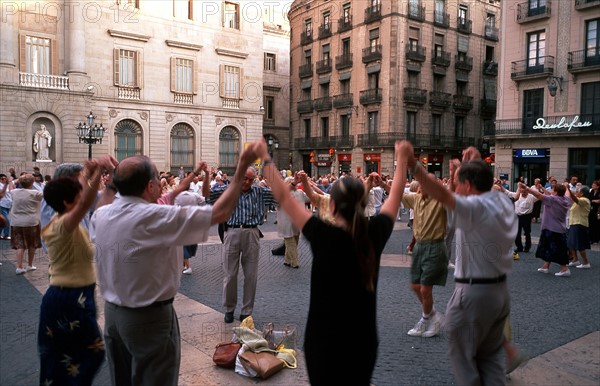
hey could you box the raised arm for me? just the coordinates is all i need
[259,143,312,231]
[564,183,579,204]
[210,142,261,225]
[409,153,456,210]
[521,182,545,201]
[299,171,321,208]
[201,163,210,200]
[379,141,410,220]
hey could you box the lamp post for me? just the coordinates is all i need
[76,111,105,159]
[264,134,279,163]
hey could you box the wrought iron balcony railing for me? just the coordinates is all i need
[362,45,382,63]
[406,44,426,62]
[511,56,555,80]
[335,53,353,70]
[517,1,551,23]
[364,4,382,23]
[456,17,472,34]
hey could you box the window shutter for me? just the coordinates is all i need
[51,39,58,75]
[219,64,225,97]
[19,35,26,72]
[458,36,469,53]
[170,57,176,92]
[136,50,143,89]
[188,0,193,20]
[113,49,120,86]
[192,60,197,95]
[238,67,244,99]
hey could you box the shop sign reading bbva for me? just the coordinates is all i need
[515,149,546,158]
[533,115,592,131]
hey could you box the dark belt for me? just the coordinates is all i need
[229,224,257,229]
[108,297,174,310]
[455,274,506,284]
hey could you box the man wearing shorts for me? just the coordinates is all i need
[402,179,448,338]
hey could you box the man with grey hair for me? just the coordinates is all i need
[209,166,276,323]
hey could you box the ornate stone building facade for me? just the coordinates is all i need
[492,0,600,187]
[288,0,501,177]
[0,0,291,175]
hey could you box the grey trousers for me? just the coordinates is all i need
[104,301,180,386]
[445,281,510,386]
[222,227,260,315]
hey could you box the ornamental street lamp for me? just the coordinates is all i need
[76,111,105,159]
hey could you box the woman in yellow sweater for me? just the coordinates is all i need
[38,155,117,386]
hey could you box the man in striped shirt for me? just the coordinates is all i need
[210,167,276,323]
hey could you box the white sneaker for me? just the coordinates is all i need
[422,312,443,338]
[15,267,26,275]
[555,269,571,277]
[448,262,455,269]
[26,265,37,271]
[568,261,580,267]
[576,263,591,269]
[407,318,429,337]
[182,267,192,275]
[537,267,549,274]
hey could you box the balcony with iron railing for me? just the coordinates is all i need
[331,134,354,148]
[294,136,318,149]
[434,11,450,28]
[301,30,313,45]
[511,56,555,80]
[356,132,478,149]
[453,94,474,111]
[335,53,353,70]
[492,114,600,136]
[297,100,313,114]
[357,132,399,148]
[364,4,382,23]
[406,44,426,62]
[19,73,69,90]
[455,55,473,72]
[432,50,451,67]
[429,91,452,108]
[483,60,498,76]
[484,25,499,41]
[408,4,425,21]
[298,63,313,78]
[313,96,333,111]
[404,88,427,105]
[567,49,600,73]
[318,23,332,39]
[338,15,352,32]
[316,58,332,74]
[456,17,472,34]
[517,1,551,23]
[359,88,383,105]
[575,0,600,10]
[333,93,354,108]
[480,99,497,115]
[362,45,383,63]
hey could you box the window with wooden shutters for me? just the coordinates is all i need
[114,49,139,87]
[171,57,194,94]
[173,0,193,19]
[224,2,239,29]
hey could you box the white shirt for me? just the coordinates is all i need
[90,195,212,308]
[453,191,517,279]
[0,182,12,208]
[507,191,538,215]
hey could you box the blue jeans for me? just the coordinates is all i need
[0,206,10,237]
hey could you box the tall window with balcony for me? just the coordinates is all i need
[264,52,276,71]
[321,117,329,138]
[220,65,242,108]
[340,114,350,137]
[322,11,331,34]
[114,48,141,100]
[305,49,312,65]
[170,123,195,171]
[408,27,421,55]
[455,116,465,143]
[528,0,547,17]
[114,119,143,162]
[485,13,498,41]
[19,35,63,89]
[434,0,447,26]
[369,28,380,52]
[433,74,445,92]
[171,57,194,104]
[305,19,313,38]
[581,82,600,127]
[586,19,599,66]
[367,111,379,136]
[343,3,351,22]
[219,126,240,174]
[223,2,239,29]
[409,0,422,19]
[527,31,546,74]
[173,0,193,19]
[523,88,544,132]
[304,119,311,139]
[406,111,417,140]
[458,5,468,26]
[432,114,442,144]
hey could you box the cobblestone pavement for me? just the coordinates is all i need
[1,216,599,385]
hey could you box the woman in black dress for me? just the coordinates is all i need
[588,180,600,244]
[261,140,412,385]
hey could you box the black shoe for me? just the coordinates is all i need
[224,312,234,324]
[514,248,523,253]
[283,262,291,267]
[239,314,250,322]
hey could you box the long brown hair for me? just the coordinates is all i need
[330,178,376,292]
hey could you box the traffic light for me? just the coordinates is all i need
[329,148,334,156]
[421,157,428,168]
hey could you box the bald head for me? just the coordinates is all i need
[113,155,157,197]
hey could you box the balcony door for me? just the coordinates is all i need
[585,19,600,66]
[523,88,544,133]
[527,31,546,74]
[581,82,600,128]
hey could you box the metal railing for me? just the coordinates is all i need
[333,93,354,108]
[298,63,313,78]
[406,44,426,62]
[313,96,332,111]
[482,60,498,76]
[364,4,382,23]
[362,45,382,63]
[296,100,313,114]
[429,91,452,108]
[575,0,600,10]
[359,88,383,105]
[318,23,332,39]
[517,1,551,23]
[316,58,332,74]
[453,95,474,111]
[434,11,450,28]
[338,15,352,32]
[485,25,499,41]
[455,55,473,72]
[568,49,600,71]
[335,53,353,70]
[408,4,425,21]
[457,18,472,34]
[432,50,451,67]
[403,88,427,104]
[511,56,555,79]
[301,31,313,45]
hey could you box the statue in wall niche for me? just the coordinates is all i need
[33,124,52,161]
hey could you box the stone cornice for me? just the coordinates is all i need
[108,29,151,42]
[215,48,248,59]
[165,40,203,51]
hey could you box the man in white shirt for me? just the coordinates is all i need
[498,183,538,253]
[90,142,262,386]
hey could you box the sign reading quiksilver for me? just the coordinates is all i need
[533,115,592,131]
[515,148,546,158]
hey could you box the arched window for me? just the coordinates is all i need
[114,119,142,161]
[170,123,195,173]
[219,126,240,175]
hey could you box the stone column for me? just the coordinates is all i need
[64,1,90,89]
[0,2,18,83]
